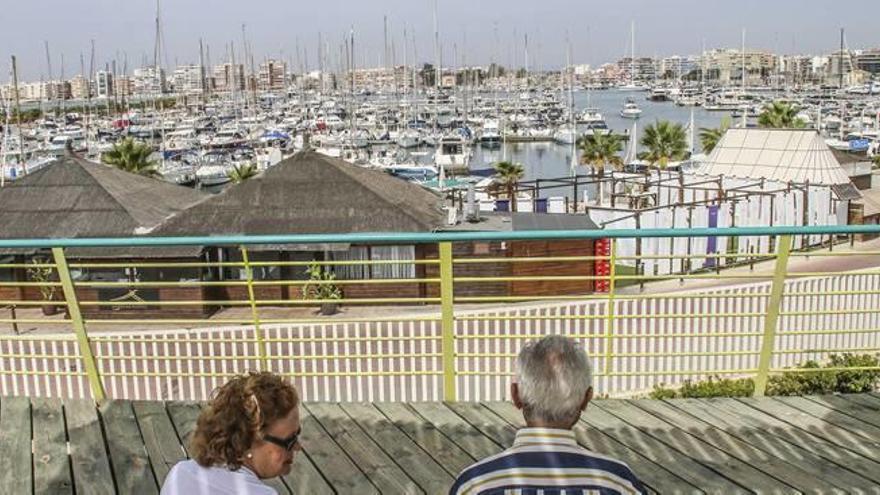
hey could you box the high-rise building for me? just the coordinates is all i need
[172,64,205,94]
[699,49,775,85]
[70,75,91,99]
[133,67,167,95]
[258,59,287,91]
[855,49,880,75]
[96,70,114,98]
[616,57,657,83]
[213,63,245,92]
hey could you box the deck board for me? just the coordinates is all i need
[0,396,33,494]
[2,395,880,494]
[65,399,115,495]
[100,400,159,495]
[631,398,841,493]
[668,398,879,491]
[31,398,73,494]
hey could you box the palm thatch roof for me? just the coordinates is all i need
[154,151,446,241]
[0,153,207,257]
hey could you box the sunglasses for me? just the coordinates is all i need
[263,427,302,452]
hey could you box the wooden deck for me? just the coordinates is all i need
[2,395,880,494]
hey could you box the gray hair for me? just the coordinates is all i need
[516,335,593,424]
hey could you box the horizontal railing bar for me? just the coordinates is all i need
[79,297,441,307]
[457,350,760,359]
[73,278,439,288]
[455,332,764,339]
[780,308,880,316]
[776,328,880,336]
[770,366,880,373]
[85,352,444,361]
[89,334,441,344]
[4,225,878,248]
[453,256,608,264]
[70,259,440,269]
[0,263,56,269]
[99,370,443,378]
[772,347,880,355]
[0,370,86,377]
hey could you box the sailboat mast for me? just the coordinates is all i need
[630,21,635,86]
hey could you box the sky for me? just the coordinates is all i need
[1,0,878,81]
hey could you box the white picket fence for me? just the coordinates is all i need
[1,271,878,401]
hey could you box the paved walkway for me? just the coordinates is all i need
[2,394,880,493]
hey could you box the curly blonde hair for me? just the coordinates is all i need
[190,372,299,469]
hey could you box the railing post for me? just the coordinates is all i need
[753,234,791,397]
[439,242,457,401]
[604,239,617,377]
[241,246,269,371]
[52,247,105,401]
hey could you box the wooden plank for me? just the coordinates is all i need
[740,397,880,461]
[704,398,880,484]
[165,401,201,454]
[342,403,454,493]
[803,395,880,430]
[668,398,879,491]
[777,396,880,442]
[286,404,372,494]
[408,402,503,461]
[374,402,475,476]
[597,400,793,493]
[0,396,31,494]
[838,393,880,412]
[65,399,115,495]
[100,400,159,495]
[309,402,417,493]
[632,399,843,493]
[581,400,749,493]
[444,401,518,447]
[280,405,335,495]
[132,401,187,485]
[32,398,73,494]
[483,401,701,495]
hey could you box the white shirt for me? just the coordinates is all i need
[161,459,278,495]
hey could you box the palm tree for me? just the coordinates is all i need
[873,154,880,170]
[227,162,259,183]
[493,161,525,212]
[639,120,688,170]
[578,133,624,178]
[757,101,806,129]
[101,138,161,178]
[698,117,731,154]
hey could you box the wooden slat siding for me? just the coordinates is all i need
[581,401,749,493]
[374,402,475,477]
[297,404,377,494]
[341,403,454,493]
[482,401,701,495]
[630,399,844,494]
[510,239,595,296]
[775,396,880,442]
[704,398,880,484]
[100,400,159,494]
[76,286,213,320]
[667,398,878,491]
[132,401,187,484]
[65,399,115,495]
[407,402,503,460]
[596,400,795,493]
[423,242,509,299]
[32,398,73,494]
[739,397,880,461]
[0,396,31,494]
[444,401,518,448]
[307,403,420,494]
[165,401,201,454]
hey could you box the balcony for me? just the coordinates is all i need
[0,225,878,492]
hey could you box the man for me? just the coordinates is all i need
[450,335,646,495]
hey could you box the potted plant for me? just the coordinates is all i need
[26,258,59,316]
[301,262,342,316]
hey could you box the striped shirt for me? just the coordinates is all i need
[449,428,646,495]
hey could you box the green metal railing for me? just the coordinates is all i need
[0,224,877,401]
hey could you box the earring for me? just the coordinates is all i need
[246,452,253,459]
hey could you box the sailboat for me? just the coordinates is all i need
[619,21,649,92]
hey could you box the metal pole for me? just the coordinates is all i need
[52,247,105,400]
[603,239,617,376]
[439,242,456,401]
[753,234,791,397]
[240,246,269,371]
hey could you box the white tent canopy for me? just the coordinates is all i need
[697,128,853,186]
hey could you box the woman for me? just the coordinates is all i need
[161,372,302,495]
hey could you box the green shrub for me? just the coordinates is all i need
[649,353,879,399]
